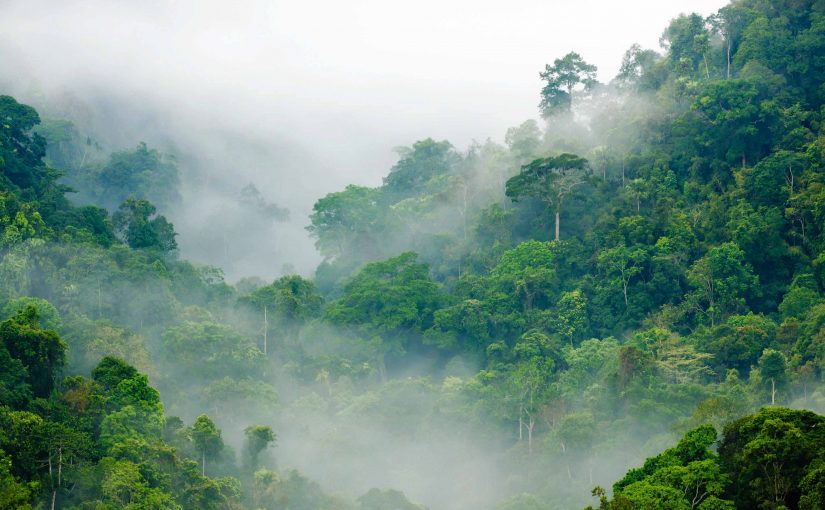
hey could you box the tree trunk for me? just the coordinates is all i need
[202,451,206,476]
[787,164,794,194]
[49,455,55,510]
[726,38,731,79]
[527,416,535,455]
[623,278,629,306]
[554,209,560,241]
[770,378,776,405]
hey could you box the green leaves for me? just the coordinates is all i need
[606,424,733,510]
[190,414,223,473]
[112,198,178,252]
[687,243,759,326]
[0,306,66,399]
[327,252,443,338]
[383,138,460,196]
[720,408,825,508]
[505,154,590,240]
[491,240,557,312]
[539,52,598,116]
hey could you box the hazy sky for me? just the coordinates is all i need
[2,0,728,179]
[0,0,729,276]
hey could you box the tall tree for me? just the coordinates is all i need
[539,52,598,116]
[505,153,590,240]
[190,414,223,476]
[243,425,276,470]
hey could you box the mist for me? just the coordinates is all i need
[0,0,727,280]
[7,1,820,510]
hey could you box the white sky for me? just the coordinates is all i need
[2,0,728,176]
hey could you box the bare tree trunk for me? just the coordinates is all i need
[771,378,776,405]
[726,38,731,79]
[623,278,629,306]
[202,452,206,476]
[49,455,55,510]
[555,209,560,241]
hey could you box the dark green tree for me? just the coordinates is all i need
[505,154,589,241]
[111,198,177,251]
[190,414,223,476]
[0,306,66,399]
[539,52,598,116]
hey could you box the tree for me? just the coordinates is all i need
[687,243,758,326]
[505,154,589,240]
[96,142,180,210]
[489,240,557,312]
[111,198,177,251]
[598,245,648,307]
[382,138,460,196]
[325,252,444,379]
[608,425,733,510]
[0,342,31,409]
[238,275,324,348]
[539,52,598,116]
[709,3,755,79]
[190,414,223,476]
[0,306,66,399]
[306,185,384,261]
[551,289,588,346]
[0,451,30,510]
[615,44,662,89]
[0,95,56,198]
[719,408,824,509]
[757,349,787,405]
[509,330,558,454]
[505,120,542,165]
[243,425,276,470]
[660,13,712,79]
[161,308,262,378]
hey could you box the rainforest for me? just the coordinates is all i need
[1,0,825,509]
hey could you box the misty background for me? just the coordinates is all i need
[0,0,727,280]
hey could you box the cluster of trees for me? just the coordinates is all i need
[589,407,825,509]
[0,96,429,508]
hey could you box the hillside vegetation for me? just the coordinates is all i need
[2,0,825,508]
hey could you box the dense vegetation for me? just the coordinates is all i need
[2,0,825,508]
